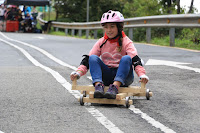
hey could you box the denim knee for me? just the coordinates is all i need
[120,55,132,64]
[89,55,99,63]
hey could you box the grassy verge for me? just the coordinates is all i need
[151,36,200,50]
[48,31,200,51]
[49,31,66,36]
[48,30,95,39]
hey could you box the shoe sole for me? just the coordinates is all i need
[104,92,116,99]
[94,91,104,98]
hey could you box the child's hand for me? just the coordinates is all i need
[139,75,149,84]
[70,71,80,81]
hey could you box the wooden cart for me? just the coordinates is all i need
[72,79,153,108]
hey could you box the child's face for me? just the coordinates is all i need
[103,23,118,38]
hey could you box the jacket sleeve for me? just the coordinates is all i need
[76,38,103,77]
[124,39,146,77]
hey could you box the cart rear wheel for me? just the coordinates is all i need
[80,95,84,106]
[125,97,130,108]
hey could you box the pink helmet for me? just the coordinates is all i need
[101,10,124,24]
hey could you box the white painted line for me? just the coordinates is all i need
[33,36,45,39]
[129,105,176,133]
[86,107,123,133]
[0,38,123,133]
[146,59,200,73]
[0,33,176,133]
[0,32,77,71]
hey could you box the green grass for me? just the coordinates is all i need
[151,36,200,51]
[47,31,200,51]
[49,31,66,36]
[43,12,56,21]
[48,30,95,39]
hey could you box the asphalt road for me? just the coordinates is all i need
[0,32,200,133]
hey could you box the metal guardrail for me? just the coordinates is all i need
[38,13,200,46]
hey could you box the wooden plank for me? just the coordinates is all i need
[134,93,146,97]
[134,92,153,97]
[82,97,133,105]
[116,93,128,100]
[72,85,95,91]
[149,92,153,97]
[89,91,94,99]
[72,85,143,93]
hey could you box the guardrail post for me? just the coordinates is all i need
[78,29,82,37]
[65,28,68,36]
[71,29,75,36]
[86,29,89,39]
[146,27,151,43]
[56,27,59,32]
[169,28,175,47]
[128,28,133,40]
[94,30,97,39]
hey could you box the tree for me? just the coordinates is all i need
[53,0,87,22]
[176,0,180,14]
[188,0,194,13]
[159,0,177,14]
[123,0,162,18]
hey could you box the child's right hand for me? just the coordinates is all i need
[70,71,80,81]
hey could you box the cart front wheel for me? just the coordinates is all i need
[146,89,151,100]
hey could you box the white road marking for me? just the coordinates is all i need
[33,36,45,39]
[129,106,176,133]
[0,32,177,133]
[0,38,123,133]
[0,32,77,70]
[146,59,200,73]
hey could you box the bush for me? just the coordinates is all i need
[180,28,200,44]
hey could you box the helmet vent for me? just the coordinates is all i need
[108,10,112,13]
[112,13,115,17]
[103,14,105,18]
[107,15,109,19]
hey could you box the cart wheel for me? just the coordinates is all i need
[146,89,150,100]
[125,97,130,108]
[80,95,84,106]
[83,91,86,97]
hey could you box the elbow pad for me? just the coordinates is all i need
[80,55,89,69]
[132,55,144,69]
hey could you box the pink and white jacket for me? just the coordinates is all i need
[76,31,146,78]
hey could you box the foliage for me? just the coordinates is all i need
[180,28,200,44]
[51,0,200,47]
[53,0,125,22]
[123,0,162,17]
[152,36,200,50]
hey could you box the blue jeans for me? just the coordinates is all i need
[89,55,134,87]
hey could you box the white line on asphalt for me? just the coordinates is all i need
[0,32,77,71]
[0,32,176,133]
[0,38,123,133]
[33,36,45,39]
[129,106,176,133]
[146,59,200,73]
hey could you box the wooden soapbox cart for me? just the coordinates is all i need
[72,79,153,108]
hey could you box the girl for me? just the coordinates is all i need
[70,10,149,99]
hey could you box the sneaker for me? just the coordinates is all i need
[94,83,105,98]
[104,84,118,99]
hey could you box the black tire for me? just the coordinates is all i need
[80,95,84,106]
[146,89,150,100]
[125,97,130,108]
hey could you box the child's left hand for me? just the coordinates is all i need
[139,75,149,84]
